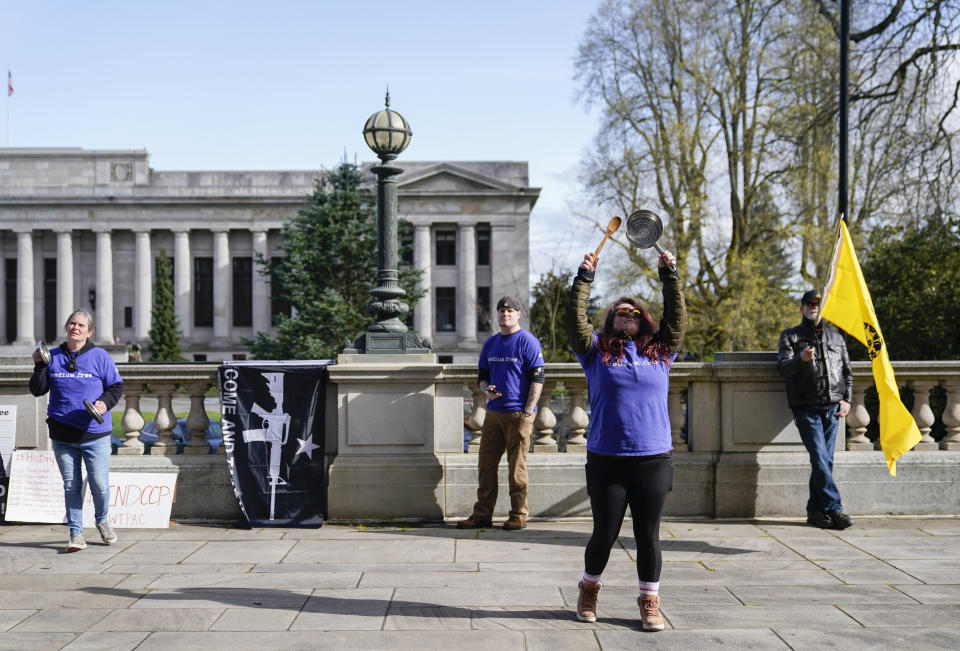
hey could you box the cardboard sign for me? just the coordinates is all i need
[0,404,15,476]
[5,449,176,528]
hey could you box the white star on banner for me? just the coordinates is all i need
[294,435,320,460]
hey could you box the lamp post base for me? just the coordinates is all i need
[343,330,432,355]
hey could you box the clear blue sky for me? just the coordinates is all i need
[3,0,604,285]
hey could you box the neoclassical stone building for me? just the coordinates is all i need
[0,148,539,362]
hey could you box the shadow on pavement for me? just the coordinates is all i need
[83,585,643,630]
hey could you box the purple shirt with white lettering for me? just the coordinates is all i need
[46,345,121,434]
[478,329,544,413]
[576,333,677,456]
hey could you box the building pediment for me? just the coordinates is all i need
[397,163,520,193]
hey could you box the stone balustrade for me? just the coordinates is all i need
[3,359,958,457]
[3,356,959,520]
[113,363,220,455]
[449,358,960,455]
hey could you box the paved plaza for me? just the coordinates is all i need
[1,516,959,650]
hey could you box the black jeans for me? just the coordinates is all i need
[584,451,673,582]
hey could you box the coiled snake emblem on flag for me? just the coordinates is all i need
[863,322,883,359]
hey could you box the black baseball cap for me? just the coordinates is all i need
[496,296,522,311]
[801,289,821,305]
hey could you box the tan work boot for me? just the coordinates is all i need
[456,515,493,529]
[638,594,664,631]
[502,515,527,531]
[576,580,601,622]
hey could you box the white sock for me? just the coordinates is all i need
[582,571,602,585]
[639,580,659,596]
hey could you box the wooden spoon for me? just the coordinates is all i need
[591,216,622,263]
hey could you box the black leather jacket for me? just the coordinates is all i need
[776,319,853,409]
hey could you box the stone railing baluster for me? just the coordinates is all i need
[668,385,686,452]
[466,384,485,452]
[910,381,939,451]
[564,385,589,452]
[150,383,179,455]
[532,380,558,453]
[940,380,960,451]
[118,383,146,455]
[183,381,213,454]
[846,384,873,450]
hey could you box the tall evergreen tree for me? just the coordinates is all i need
[148,249,183,361]
[246,161,423,360]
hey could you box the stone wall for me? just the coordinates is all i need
[2,358,958,522]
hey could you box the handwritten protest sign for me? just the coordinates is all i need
[5,449,176,528]
[0,406,14,523]
[0,405,15,476]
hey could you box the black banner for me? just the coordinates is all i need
[218,361,332,527]
[0,477,7,524]
[0,447,7,523]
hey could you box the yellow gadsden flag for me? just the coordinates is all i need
[821,220,921,475]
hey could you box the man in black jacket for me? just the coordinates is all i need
[777,290,855,530]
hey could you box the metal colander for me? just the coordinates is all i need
[625,210,676,272]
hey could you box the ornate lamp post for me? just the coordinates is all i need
[344,91,430,355]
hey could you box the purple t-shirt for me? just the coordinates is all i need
[478,329,544,413]
[575,333,677,456]
[46,345,122,434]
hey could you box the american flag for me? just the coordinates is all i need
[7,69,11,97]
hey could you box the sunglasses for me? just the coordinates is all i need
[615,307,643,319]
[66,358,77,373]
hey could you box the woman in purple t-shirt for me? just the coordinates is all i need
[29,309,123,553]
[565,249,686,631]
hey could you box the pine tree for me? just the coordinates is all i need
[246,161,423,360]
[148,249,183,361]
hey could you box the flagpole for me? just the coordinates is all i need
[6,65,10,147]
[838,0,849,227]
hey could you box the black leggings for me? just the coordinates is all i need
[583,451,673,582]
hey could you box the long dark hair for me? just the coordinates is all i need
[596,296,670,365]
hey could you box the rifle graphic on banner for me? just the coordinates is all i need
[242,372,291,520]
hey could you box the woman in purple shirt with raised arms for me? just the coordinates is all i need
[565,248,686,631]
[29,309,123,553]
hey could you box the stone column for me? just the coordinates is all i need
[412,223,432,341]
[56,230,75,326]
[213,229,230,343]
[0,249,4,343]
[94,229,115,344]
[489,223,519,319]
[134,230,152,341]
[252,230,270,334]
[457,223,477,346]
[15,229,34,344]
[174,229,192,341]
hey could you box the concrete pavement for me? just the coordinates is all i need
[1,516,959,649]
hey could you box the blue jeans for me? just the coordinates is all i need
[52,436,111,535]
[793,406,843,514]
